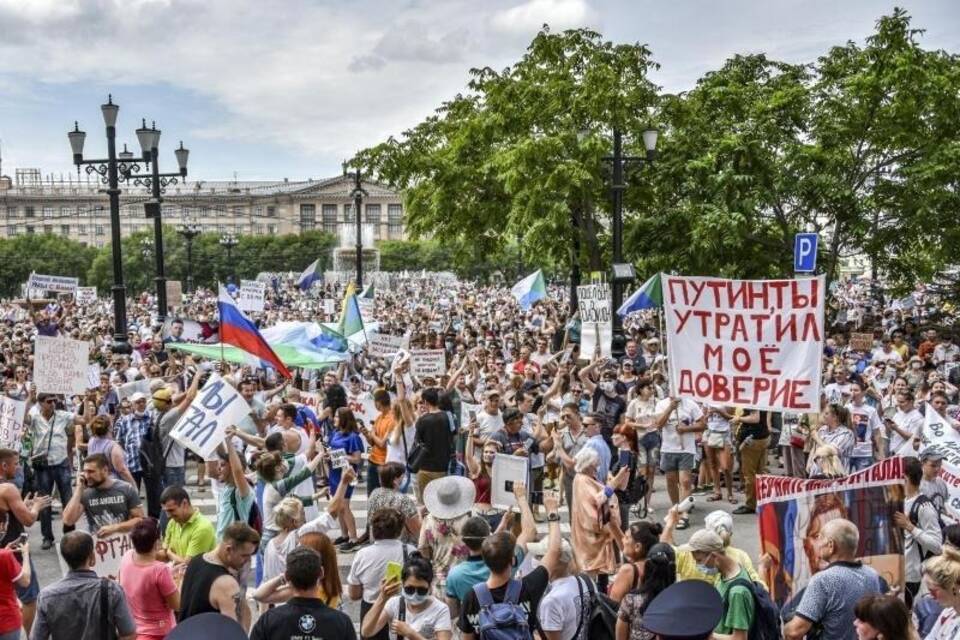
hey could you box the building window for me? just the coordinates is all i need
[254,224,265,235]
[217,224,226,233]
[267,224,278,235]
[344,204,355,223]
[95,225,105,236]
[388,223,404,239]
[300,204,316,230]
[266,206,276,217]
[322,204,338,233]
[388,204,403,223]
[43,207,54,219]
[24,206,34,218]
[254,206,263,217]
[26,226,35,235]
[231,206,242,217]
[61,225,70,236]
[365,204,382,224]
[78,225,87,235]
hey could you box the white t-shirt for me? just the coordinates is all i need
[476,410,504,439]
[347,539,417,603]
[846,401,881,459]
[383,595,452,640]
[656,398,704,455]
[705,406,731,433]
[870,348,903,365]
[822,382,851,405]
[386,424,418,464]
[262,512,337,581]
[890,408,924,455]
[925,605,960,640]
[537,575,589,640]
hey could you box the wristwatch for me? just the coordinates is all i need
[547,513,561,522]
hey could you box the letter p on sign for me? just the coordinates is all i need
[794,233,818,273]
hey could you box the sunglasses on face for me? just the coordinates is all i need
[403,586,429,596]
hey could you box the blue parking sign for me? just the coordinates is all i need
[794,233,818,273]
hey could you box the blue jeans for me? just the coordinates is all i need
[35,460,73,542]
[162,466,186,489]
[849,457,874,472]
[367,463,381,493]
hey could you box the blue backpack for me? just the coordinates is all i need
[473,580,533,640]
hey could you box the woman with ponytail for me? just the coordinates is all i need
[615,542,677,640]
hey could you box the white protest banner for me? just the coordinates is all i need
[916,403,960,448]
[491,454,530,510]
[169,374,252,459]
[117,379,152,401]
[345,393,383,427]
[357,298,376,324]
[410,349,447,377]
[33,336,90,396]
[58,533,131,581]
[87,364,102,389]
[368,333,406,357]
[329,448,348,469]
[166,280,183,309]
[75,286,97,305]
[0,397,27,451]
[664,275,825,411]
[27,273,79,293]
[577,283,612,359]
[323,299,335,315]
[239,280,266,313]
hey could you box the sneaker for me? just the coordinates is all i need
[732,506,755,515]
[333,536,349,545]
[338,540,361,552]
[41,538,54,550]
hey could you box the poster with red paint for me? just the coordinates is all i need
[664,275,825,411]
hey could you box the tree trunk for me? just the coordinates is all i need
[569,205,583,313]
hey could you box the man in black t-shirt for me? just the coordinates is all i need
[458,491,564,640]
[413,387,453,504]
[732,410,769,515]
[251,547,355,640]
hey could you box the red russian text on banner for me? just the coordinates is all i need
[663,275,825,411]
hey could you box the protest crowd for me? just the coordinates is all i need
[0,268,959,640]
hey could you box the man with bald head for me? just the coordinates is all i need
[784,518,883,640]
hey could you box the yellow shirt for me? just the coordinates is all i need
[164,509,216,560]
[675,545,764,588]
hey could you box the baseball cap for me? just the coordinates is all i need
[919,447,944,462]
[152,388,173,403]
[525,538,574,564]
[129,392,147,403]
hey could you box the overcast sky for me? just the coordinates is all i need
[0,0,956,181]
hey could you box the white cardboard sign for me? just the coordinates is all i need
[75,287,97,304]
[0,397,27,452]
[27,273,79,293]
[491,453,530,510]
[329,448,348,469]
[368,333,406,357]
[663,275,825,411]
[33,336,90,396]
[169,374,252,459]
[239,280,266,313]
[410,349,447,377]
[117,379,152,401]
[577,283,612,359]
[58,533,131,581]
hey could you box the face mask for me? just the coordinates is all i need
[696,563,718,576]
[402,591,428,606]
[600,381,617,395]
[912,363,922,369]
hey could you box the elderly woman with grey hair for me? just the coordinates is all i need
[570,447,622,588]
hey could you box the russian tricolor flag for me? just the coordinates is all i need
[297,259,321,291]
[217,285,293,378]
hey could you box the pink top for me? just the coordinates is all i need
[118,551,177,638]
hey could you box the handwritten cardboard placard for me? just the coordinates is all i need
[410,349,447,377]
[28,273,78,293]
[0,397,27,452]
[169,374,252,459]
[75,287,97,304]
[239,280,266,313]
[58,533,131,581]
[33,336,90,396]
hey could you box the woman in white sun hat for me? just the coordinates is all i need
[418,475,476,598]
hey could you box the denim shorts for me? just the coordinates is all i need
[15,555,39,604]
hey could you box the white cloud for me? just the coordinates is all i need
[491,0,598,35]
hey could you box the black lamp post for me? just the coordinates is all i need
[220,232,238,283]
[601,126,658,358]
[68,96,139,354]
[346,167,368,289]
[177,221,202,293]
[132,120,189,322]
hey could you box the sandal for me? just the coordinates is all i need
[706,493,723,502]
[676,517,690,530]
[728,496,739,505]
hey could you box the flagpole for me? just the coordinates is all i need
[218,281,226,369]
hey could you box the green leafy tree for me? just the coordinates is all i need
[0,234,99,297]
[355,27,660,292]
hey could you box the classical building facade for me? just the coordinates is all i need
[0,168,405,247]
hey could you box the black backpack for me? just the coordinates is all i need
[573,574,617,640]
[721,577,781,640]
[909,494,945,562]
